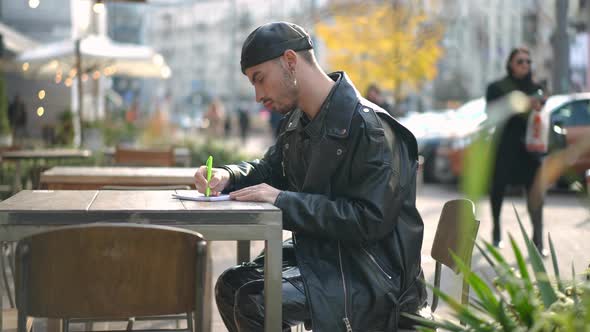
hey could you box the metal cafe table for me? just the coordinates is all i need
[39,166,253,263]
[0,190,283,332]
[40,166,254,264]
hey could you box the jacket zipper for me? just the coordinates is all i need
[338,242,353,332]
[362,248,392,280]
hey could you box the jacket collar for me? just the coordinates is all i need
[284,71,359,139]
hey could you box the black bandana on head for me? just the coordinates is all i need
[240,22,313,74]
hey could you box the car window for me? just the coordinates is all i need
[551,100,590,127]
[569,100,590,126]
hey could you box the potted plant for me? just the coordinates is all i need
[55,109,75,146]
[0,75,12,147]
[405,210,590,331]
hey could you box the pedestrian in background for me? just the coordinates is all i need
[486,47,548,255]
[205,99,225,137]
[366,83,393,115]
[224,112,233,138]
[8,94,27,142]
[237,107,250,142]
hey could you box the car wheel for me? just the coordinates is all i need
[432,153,456,184]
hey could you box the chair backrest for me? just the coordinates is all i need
[114,146,175,167]
[15,223,207,319]
[430,199,479,312]
[431,199,479,272]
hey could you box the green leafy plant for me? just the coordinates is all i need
[100,121,137,147]
[55,110,75,146]
[0,75,10,136]
[186,138,253,167]
[406,208,590,331]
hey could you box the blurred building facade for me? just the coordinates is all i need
[0,0,70,42]
[138,0,317,123]
[3,0,586,140]
[106,2,146,118]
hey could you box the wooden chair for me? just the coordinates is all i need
[114,146,175,167]
[429,199,480,312]
[15,223,211,332]
[399,199,480,330]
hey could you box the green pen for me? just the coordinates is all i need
[205,155,213,197]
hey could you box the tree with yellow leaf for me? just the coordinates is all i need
[316,1,444,109]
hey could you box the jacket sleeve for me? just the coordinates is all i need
[274,119,405,244]
[221,142,287,191]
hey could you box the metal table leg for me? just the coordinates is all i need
[263,226,282,332]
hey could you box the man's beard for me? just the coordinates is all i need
[273,67,298,114]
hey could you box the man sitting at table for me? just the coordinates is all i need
[194,21,427,332]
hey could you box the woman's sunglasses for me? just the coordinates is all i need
[516,58,532,65]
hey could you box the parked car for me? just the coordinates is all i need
[400,101,487,183]
[440,93,590,186]
[399,109,458,183]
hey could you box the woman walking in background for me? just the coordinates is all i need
[486,47,548,256]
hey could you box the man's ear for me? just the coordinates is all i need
[282,50,298,71]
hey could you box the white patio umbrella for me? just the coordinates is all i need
[16,34,170,79]
[0,22,39,73]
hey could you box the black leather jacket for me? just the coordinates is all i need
[223,72,427,331]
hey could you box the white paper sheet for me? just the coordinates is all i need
[172,193,231,202]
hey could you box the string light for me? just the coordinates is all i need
[22,63,29,71]
[92,71,101,80]
[37,107,44,117]
[28,0,40,9]
[153,54,164,66]
[55,71,62,84]
[38,90,46,100]
[65,78,73,87]
[82,74,89,82]
[92,2,105,14]
[161,66,171,79]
